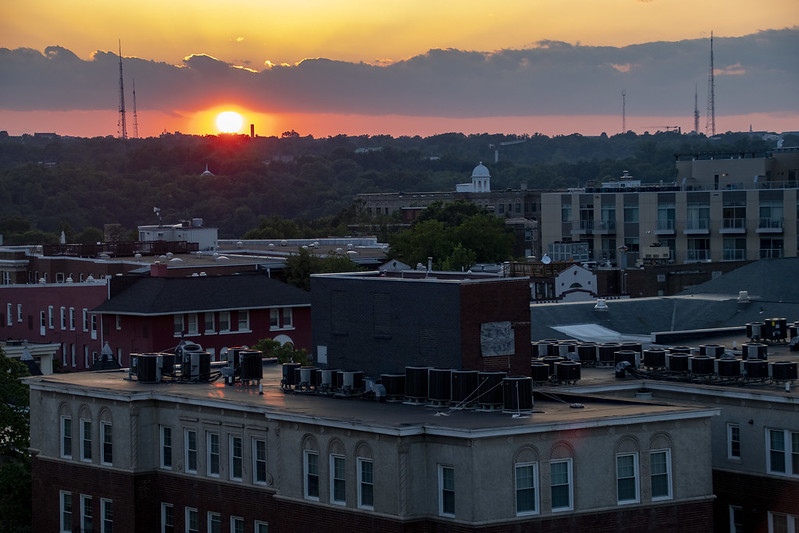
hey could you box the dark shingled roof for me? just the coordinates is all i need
[93,274,310,315]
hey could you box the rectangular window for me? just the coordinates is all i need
[550,459,572,511]
[83,309,89,331]
[90,315,97,340]
[100,498,113,533]
[515,462,538,515]
[729,505,744,533]
[69,307,75,330]
[207,432,220,477]
[80,418,92,462]
[185,430,197,474]
[616,453,639,504]
[115,315,121,331]
[270,308,279,329]
[438,465,455,517]
[650,449,672,500]
[768,429,799,476]
[187,313,198,335]
[304,450,319,500]
[207,512,221,533]
[358,458,374,509]
[238,310,250,331]
[230,517,245,533]
[185,508,198,533]
[101,422,113,465]
[330,454,346,505]
[60,491,72,533]
[219,311,230,332]
[282,308,293,328]
[6,303,12,325]
[230,435,243,481]
[48,305,55,328]
[768,512,798,533]
[254,521,269,533]
[204,313,215,333]
[173,315,183,336]
[61,416,73,458]
[253,438,267,485]
[80,494,93,533]
[728,423,741,459]
[160,426,173,469]
[17,303,23,323]
[161,503,174,533]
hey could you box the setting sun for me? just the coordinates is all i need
[216,110,244,133]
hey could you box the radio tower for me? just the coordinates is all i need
[693,84,700,134]
[705,32,716,136]
[132,79,139,139]
[622,90,626,133]
[117,40,128,140]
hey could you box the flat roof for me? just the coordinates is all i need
[26,364,713,438]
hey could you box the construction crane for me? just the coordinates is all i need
[488,139,526,163]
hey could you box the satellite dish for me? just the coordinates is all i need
[541,254,552,265]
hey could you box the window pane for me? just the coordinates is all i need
[650,451,670,498]
[617,454,637,502]
[359,459,374,508]
[515,464,536,513]
[770,430,786,472]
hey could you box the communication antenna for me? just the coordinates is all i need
[705,32,715,136]
[132,79,139,139]
[117,40,128,140]
[693,84,700,134]
[621,90,626,133]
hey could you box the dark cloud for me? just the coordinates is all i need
[1,29,796,117]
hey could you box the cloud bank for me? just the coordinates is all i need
[1,29,797,119]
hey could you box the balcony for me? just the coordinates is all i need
[685,249,711,262]
[759,248,784,259]
[756,218,783,233]
[720,218,746,234]
[654,219,675,235]
[684,218,710,235]
[595,220,617,234]
[722,249,747,261]
[571,220,594,235]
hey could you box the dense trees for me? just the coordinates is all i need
[0,130,782,244]
[0,351,32,532]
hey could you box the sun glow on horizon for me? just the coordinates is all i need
[216,110,245,133]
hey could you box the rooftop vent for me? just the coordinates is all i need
[594,298,609,312]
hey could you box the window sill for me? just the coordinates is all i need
[269,326,295,332]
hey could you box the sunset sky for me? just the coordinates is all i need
[1,1,797,138]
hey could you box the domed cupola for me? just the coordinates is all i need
[471,162,491,192]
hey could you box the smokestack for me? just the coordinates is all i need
[250,124,255,138]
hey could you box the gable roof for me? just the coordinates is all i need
[93,273,310,315]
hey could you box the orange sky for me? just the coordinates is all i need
[1,1,797,137]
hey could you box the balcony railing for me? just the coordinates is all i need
[655,219,675,233]
[722,218,745,229]
[759,248,784,259]
[722,249,746,261]
[758,218,783,230]
[596,220,616,233]
[686,250,711,262]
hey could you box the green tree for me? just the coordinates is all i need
[0,350,32,533]
[253,338,309,365]
[284,248,360,291]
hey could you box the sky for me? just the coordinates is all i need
[1,1,798,138]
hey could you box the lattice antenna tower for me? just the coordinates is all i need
[694,84,700,134]
[705,32,715,136]
[117,40,128,140]
[622,90,626,133]
[132,79,139,139]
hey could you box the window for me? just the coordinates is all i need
[60,491,72,532]
[282,308,293,328]
[270,309,279,329]
[728,424,741,459]
[185,508,198,533]
[61,416,73,458]
[230,435,243,481]
[185,429,197,473]
[238,310,250,331]
[173,315,183,336]
[91,315,97,340]
[101,421,113,465]
[330,454,346,504]
[616,453,639,504]
[624,204,639,223]
[438,465,455,517]
[83,309,89,332]
[17,303,22,323]
[49,305,54,328]
[207,432,220,477]
[59,307,66,329]
[69,307,75,330]
[204,313,215,333]
[230,517,245,533]
[357,458,374,509]
[650,449,672,500]
[207,512,221,533]
[160,426,173,469]
[81,495,93,533]
[187,313,198,335]
[6,303,11,325]
[161,503,174,533]
[253,438,267,485]
[550,459,572,511]
[729,505,744,533]
[100,498,113,533]
[768,512,798,533]
[304,450,319,499]
[254,521,269,533]
[767,429,799,476]
[515,462,538,515]
[80,418,92,462]
[219,311,231,332]
[115,315,121,331]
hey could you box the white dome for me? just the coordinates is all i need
[471,162,490,178]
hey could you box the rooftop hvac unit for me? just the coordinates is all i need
[342,371,364,391]
[477,371,506,410]
[240,351,263,382]
[282,363,301,387]
[746,322,764,341]
[667,353,690,373]
[690,356,714,376]
[765,318,788,342]
[577,343,597,365]
[451,370,479,406]
[620,342,643,354]
[137,353,160,384]
[541,356,563,376]
[741,343,767,361]
[614,350,638,368]
[668,346,692,355]
[186,351,211,382]
[771,361,798,382]
[428,368,452,404]
[598,343,621,365]
[159,353,176,376]
[531,363,550,383]
[380,374,406,402]
[556,361,581,383]
[531,341,550,358]
[405,366,430,403]
[744,359,769,380]
[717,358,741,378]
[699,344,725,358]
[502,376,533,413]
[643,349,667,369]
